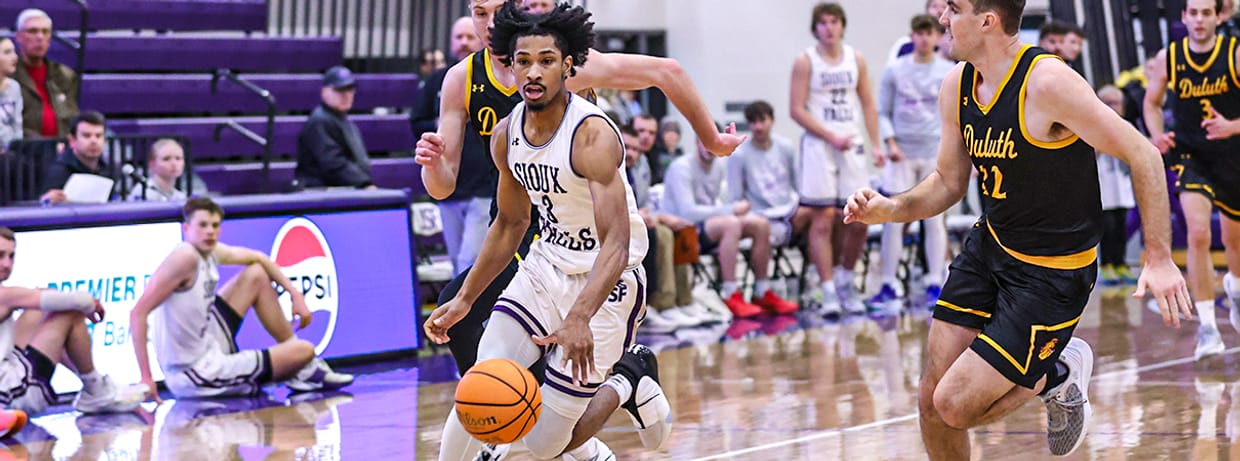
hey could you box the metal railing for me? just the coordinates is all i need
[1,134,194,206]
[47,0,89,73]
[212,69,276,193]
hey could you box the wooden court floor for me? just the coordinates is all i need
[4,286,1240,460]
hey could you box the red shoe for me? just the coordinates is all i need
[753,290,799,315]
[723,291,763,318]
[0,409,27,438]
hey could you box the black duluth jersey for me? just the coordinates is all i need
[958,45,1101,268]
[1168,35,1240,154]
[466,48,523,152]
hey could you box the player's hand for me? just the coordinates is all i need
[86,298,105,324]
[659,213,693,230]
[1151,132,1176,154]
[140,377,163,404]
[1133,257,1194,328]
[887,143,906,163]
[414,132,446,167]
[872,149,887,168]
[703,123,747,157]
[290,296,312,330]
[733,200,751,216]
[1203,107,1238,140]
[532,316,595,386]
[827,134,853,152]
[843,187,895,225]
[423,297,471,344]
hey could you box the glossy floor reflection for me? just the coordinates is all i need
[4,286,1240,460]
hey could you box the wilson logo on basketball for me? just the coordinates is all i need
[271,218,339,355]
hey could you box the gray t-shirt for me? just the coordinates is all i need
[878,54,955,158]
[726,135,798,219]
[128,183,187,202]
[0,79,22,151]
[662,155,731,224]
[627,154,652,209]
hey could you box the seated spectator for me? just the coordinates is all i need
[40,111,113,204]
[0,37,21,151]
[663,133,797,318]
[129,139,187,202]
[1038,20,1067,56]
[727,101,834,315]
[417,48,445,79]
[294,66,374,190]
[13,9,79,139]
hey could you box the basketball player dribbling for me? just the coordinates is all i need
[845,0,1192,458]
[425,4,667,460]
[416,0,741,378]
[1143,0,1240,360]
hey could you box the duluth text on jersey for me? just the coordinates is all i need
[963,125,1018,159]
[1176,76,1230,98]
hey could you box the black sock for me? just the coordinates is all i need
[1039,361,1069,397]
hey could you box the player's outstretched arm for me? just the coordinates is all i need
[1029,58,1192,327]
[417,61,470,200]
[845,63,971,225]
[568,50,746,157]
[129,247,198,403]
[424,117,532,344]
[1143,49,1177,154]
[533,116,629,384]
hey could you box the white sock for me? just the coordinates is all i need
[754,279,770,296]
[836,266,853,285]
[1226,273,1239,298]
[565,438,599,460]
[721,281,739,297]
[80,370,104,394]
[1198,300,1217,328]
[821,280,836,296]
[603,374,633,402]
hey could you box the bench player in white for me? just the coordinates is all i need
[791,2,886,315]
[130,198,353,402]
[0,226,143,420]
[424,3,670,460]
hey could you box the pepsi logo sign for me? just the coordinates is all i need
[270,218,339,355]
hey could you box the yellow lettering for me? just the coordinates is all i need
[963,124,1019,160]
[478,107,498,136]
[1178,76,1231,99]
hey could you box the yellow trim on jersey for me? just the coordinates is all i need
[1230,37,1240,89]
[1182,181,1216,196]
[465,52,475,120]
[1184,36,1225,75]
[1018,54,1081,149]
[986,221,1097,270]
[936,299,992,319]
[514,233,541,262]
[1169,43,1178,91]
[484,48,517,97]
[1215,199,1240,217]
[972,44,1032,115]
[977,315,1079,375]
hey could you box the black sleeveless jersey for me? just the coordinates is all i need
[466,48,523,150]
[959,46,1102,268]
[1167,35,1240,154]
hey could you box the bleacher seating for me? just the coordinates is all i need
[3,0,419,199]
[108,115,415,159]
[0,0,268,32]
[83,74,419,114]
[49,36,343,72]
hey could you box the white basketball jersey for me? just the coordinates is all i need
[0,315,13,355]
[153,242,219,369]
[506,94,648,275]
[805,44,862,138]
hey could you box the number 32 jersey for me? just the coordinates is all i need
[1168,35,1240,155]
[959,45,1102,266]
[505,94,648,275]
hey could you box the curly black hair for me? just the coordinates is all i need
[490,0,595,77]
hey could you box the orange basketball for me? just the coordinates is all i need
[454,358,542,444]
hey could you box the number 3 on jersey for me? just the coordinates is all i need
[977,165,1007,200]
[1202,98,1215,119]
[541,195,559,223]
